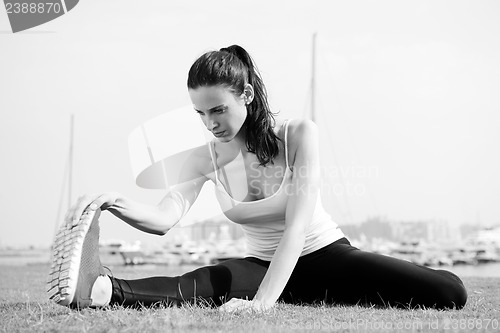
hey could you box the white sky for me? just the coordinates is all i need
[1,0,499,247]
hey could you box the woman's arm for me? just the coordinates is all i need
[220,119,322,313]
[106,175,208,235]
[65,148,210,235]
[253,119,321,307]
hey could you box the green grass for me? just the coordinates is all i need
[1,263,499,332]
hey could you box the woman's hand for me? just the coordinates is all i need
[218,298,274,314]
[64,192,121,227]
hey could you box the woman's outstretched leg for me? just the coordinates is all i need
[108,257,268,308]
[281,238,467,310]
[48,208,269,309]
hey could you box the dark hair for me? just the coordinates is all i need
[187,45,281,166]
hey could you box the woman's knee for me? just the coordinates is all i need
[452,276,467,309]
[436,272,468,309]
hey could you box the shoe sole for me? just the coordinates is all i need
[47,208,100,307]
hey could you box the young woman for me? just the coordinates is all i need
[48,45,467,312]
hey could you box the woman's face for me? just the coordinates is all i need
[189,85,248,143]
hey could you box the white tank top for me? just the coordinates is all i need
[207,119,344,261]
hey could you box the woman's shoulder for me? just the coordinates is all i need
[283,118,320,165]
[178,143,214,181]
[274,117,317,136]
[285,118,319,144]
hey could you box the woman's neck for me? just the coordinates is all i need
[217,124,248,155]
[233,125,247,149]
[223,118,284,158]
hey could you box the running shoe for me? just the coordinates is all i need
[47,207,106,309]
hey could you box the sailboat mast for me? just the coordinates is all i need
[53,114,74,238]
[68,114,74,208]
[311,32,317,123]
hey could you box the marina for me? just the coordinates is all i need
[3,232,499,278]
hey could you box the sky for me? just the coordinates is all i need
[1,0,499,248]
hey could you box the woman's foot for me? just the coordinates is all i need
[47,208,109,309]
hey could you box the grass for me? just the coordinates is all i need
[0,263,499,332]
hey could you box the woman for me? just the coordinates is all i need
[48,45,467,312]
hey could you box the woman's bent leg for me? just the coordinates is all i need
[110,257,269,308]
[282,238,467,310]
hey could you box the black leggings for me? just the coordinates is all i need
[109,237,467,310]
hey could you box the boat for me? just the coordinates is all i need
[475,248,500,264]
[449,248,478,265]
[120,250,146,266]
